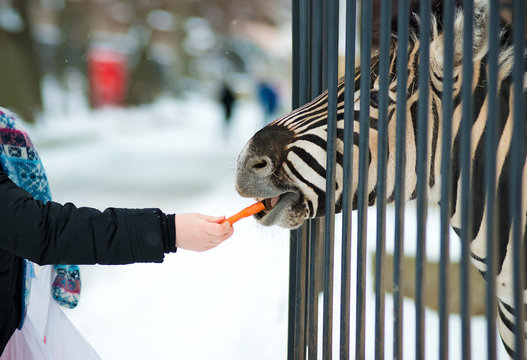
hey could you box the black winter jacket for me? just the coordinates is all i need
[0,167,176,354]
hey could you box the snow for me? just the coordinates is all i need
[27,93,290,360]
[24,90,509,359]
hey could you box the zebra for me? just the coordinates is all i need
[234,0,527,357]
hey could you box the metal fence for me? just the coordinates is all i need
[287,0,526,359]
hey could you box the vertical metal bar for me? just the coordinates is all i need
[340,0,357,358]
[355,0,372,359]
[298,0,312,106]
[460,1,474,359]
[288,0,311,358]
[307,220,319,360]
[298,228,310,359]
[322,0,339,358]
[307,1,323,358]
[484,1,500,359]
[288,0,301,357]
[439,1,455,359]
[311,0,323,101]
[291,0,300,110]
[511,1,526,358]
[416,0,431,358]
[394,0,410,358]
[288,237,300,360]
[374,0,391,358]
[289,226,308,360]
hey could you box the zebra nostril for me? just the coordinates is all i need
[247,156,273,176]
[253,160,267,169]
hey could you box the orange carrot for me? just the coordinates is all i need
[224,201,265,225]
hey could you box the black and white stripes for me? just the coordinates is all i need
[235,0,526,356]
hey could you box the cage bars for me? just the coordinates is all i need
[439,1,455,359]
[393,0,410,357]
[340,0,357,358]
[373,0,391,358]
[511,0,526,359]
[322,0,340,358]
[484,1,500,359]
[287,0,525,359]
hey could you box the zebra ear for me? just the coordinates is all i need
[456,0,489,63]
[430,0,489,70]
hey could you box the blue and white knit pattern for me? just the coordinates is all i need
[0,108,80,329]
[0,109,51,203]
[0,108,53,330]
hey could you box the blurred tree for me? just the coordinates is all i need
[1,0,291,115]
[164,0,290,32]
[126,47,164,105]
[125,4,169,105]
[0,0,42,123]
[57,0,89,74]
[124,0,290,104]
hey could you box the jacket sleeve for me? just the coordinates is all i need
[0,169,175,265]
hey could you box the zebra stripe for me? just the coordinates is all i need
[235,0,526,357]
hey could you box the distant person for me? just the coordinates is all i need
[0,107,234,358]
[220,82,236,138]
[257,81,279,125]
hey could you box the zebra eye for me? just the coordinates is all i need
[370,91,379,107]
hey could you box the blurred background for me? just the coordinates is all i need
[0,0,292,123]
[2,1,520,359]
[1,1,294,359]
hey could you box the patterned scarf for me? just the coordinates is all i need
[0,108,81,330]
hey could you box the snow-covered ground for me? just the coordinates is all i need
[24,92,508,359]
[27,94,290,360]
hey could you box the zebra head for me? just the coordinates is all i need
[235,0,497,229]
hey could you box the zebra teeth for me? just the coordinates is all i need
[263,197,273,210]
[262,195,282,211]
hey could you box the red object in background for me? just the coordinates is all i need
[88,48,128,108]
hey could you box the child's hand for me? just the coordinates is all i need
[175,213,233,252]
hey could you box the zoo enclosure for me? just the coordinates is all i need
[287,0,526,359]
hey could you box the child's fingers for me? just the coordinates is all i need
[204,220,233,237]
[212,215,227,223]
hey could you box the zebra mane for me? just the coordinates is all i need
[392,0,517,82]
[387,0,445,41]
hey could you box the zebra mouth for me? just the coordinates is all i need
[263,196,281,211]
[254,192,300,224]
[254,195,281,218]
